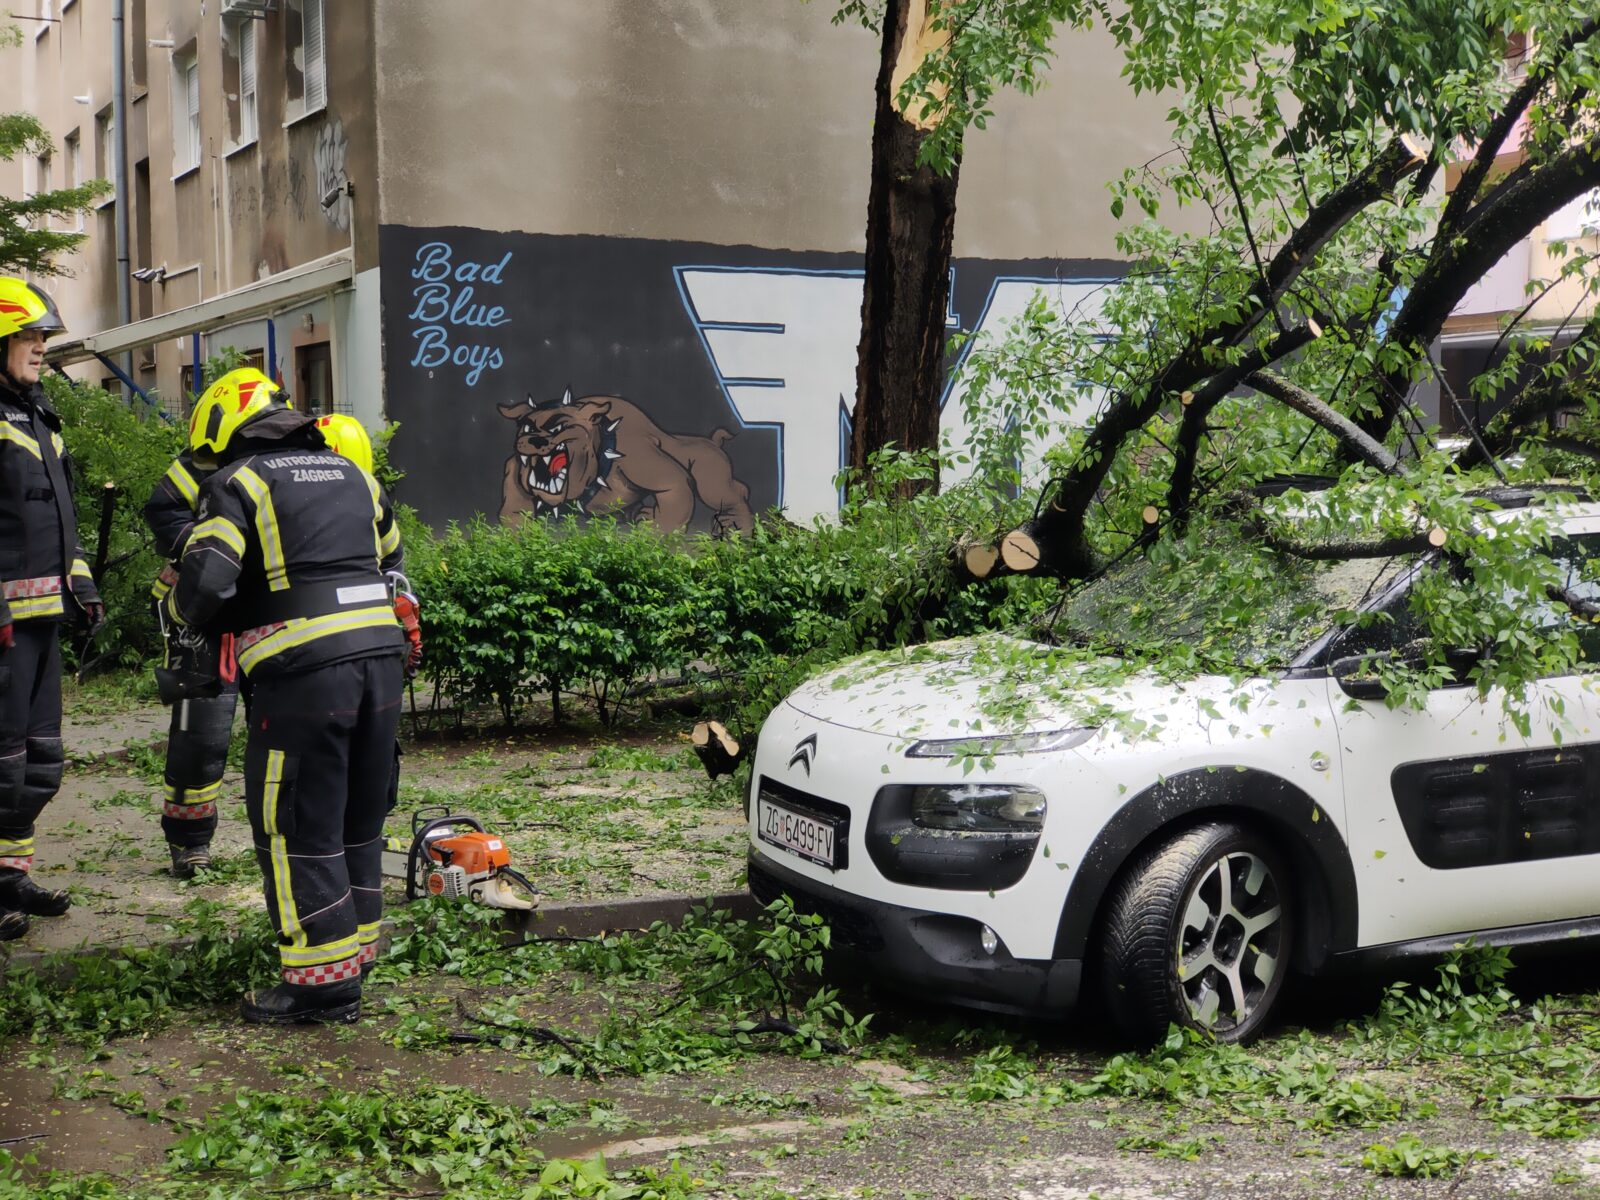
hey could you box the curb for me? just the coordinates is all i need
[0,890,759,980]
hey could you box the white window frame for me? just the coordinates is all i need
[238,19,259,146]
[65,133,82,231]
[95,109,116,208]
[172,53,200,178]
[287,0,327,124]
[34,0,52,40]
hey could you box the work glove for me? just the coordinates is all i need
[0,623,11,652]
[82,601,106,637]
[394,591,423,679]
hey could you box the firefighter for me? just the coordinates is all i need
[143,373,279,878]
[166,370,406,1024]
[312,415,422,679]
[0,277,103,938]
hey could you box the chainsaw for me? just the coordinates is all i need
[382,807,540,911]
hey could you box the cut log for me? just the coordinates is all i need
[999,527,1043,573]
[957,539,1000,580]
[691,719,745,780]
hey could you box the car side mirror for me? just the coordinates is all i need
[1331,654,1390,701]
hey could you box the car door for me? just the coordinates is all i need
[1329,519,1600,948]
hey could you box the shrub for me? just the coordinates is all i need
[408,448,1054,731]
[46,373,185,670]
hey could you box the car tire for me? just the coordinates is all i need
[1099,821,1292,1046]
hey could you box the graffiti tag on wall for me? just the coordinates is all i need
[407,241,513,387]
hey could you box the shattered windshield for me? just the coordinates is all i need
[1048,527,1413,670]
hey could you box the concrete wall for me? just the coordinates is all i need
[373,0,1170,260]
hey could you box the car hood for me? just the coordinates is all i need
[783,633,1195,741]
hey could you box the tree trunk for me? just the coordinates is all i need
[850,0,961,498]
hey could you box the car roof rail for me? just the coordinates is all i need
[1248,473,1338,498]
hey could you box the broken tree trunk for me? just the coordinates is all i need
[849,0,961,498]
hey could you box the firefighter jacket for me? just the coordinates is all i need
[0,377,100,627]
[145,450,215,605]
[167,440,405,678]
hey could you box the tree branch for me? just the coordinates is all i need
[1245,369,1402,474]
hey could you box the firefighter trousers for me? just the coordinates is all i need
[0,621,64,875]
[245,653,403,987]
[161,684,241,848]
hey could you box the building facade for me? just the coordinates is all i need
[4,0,1186,528]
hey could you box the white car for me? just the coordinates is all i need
[746,496,1600,1043]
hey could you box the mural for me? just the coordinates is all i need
[498,390,754,533]
[378,226,1123,532]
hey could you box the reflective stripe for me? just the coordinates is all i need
[7,594,65,620]
[0,421,42,460]
[364,472,387,560]
[236,606,399,673]
[262,750,303,947]
[163,800,217,820]
[232,467,289,591]
[165,779,222,805]
[3,575,62,600]
[49,430,63,456]
[70,558,93,581]
[166,461,200,507]
[151,563,178,602]
[282,956,362,986]
[190,516,247,557]
[0,837,36,857]
[0,856,33,870]
[280,934,361,967]
[357,920,382,947]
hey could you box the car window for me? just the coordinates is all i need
[1323,533,1600,675]
[1535,533,1600,667]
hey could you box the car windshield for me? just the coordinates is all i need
[1047,526,1413,670]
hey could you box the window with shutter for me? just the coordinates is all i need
[304,0,326,113]
[240,20,259,144]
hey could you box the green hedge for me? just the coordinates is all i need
[409,461,1053,731]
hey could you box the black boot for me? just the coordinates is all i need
[0,908,27,941]
[169,842,212,881]
[240,979,361,1026]
[0,870,70,916]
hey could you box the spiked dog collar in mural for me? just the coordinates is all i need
[530,388,623,517]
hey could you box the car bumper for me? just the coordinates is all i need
[748,850,1082,1018]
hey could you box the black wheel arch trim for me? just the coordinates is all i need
[1053,766,1358,969]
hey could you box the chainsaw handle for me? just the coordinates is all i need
[404,812,488,902]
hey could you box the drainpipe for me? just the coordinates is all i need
[111,0,133,394]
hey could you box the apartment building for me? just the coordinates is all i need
[1,0,1184,529]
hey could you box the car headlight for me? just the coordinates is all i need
[905,727,1095,758]
[909,784,1047,833]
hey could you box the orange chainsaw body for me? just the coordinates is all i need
[424,831,511,890]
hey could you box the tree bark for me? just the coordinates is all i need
[850,0,962,497]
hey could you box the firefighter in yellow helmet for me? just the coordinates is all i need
[314,414,421,680]
[167,375,406,1024]
[0,277,103,939]
[143,367,282,878]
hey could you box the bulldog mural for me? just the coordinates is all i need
[499,389,755,534]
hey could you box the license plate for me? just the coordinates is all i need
[757,796,839,868]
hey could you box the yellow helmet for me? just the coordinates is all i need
[314,413,374,474]
[188,367,286,457]
[0,277,66,340]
